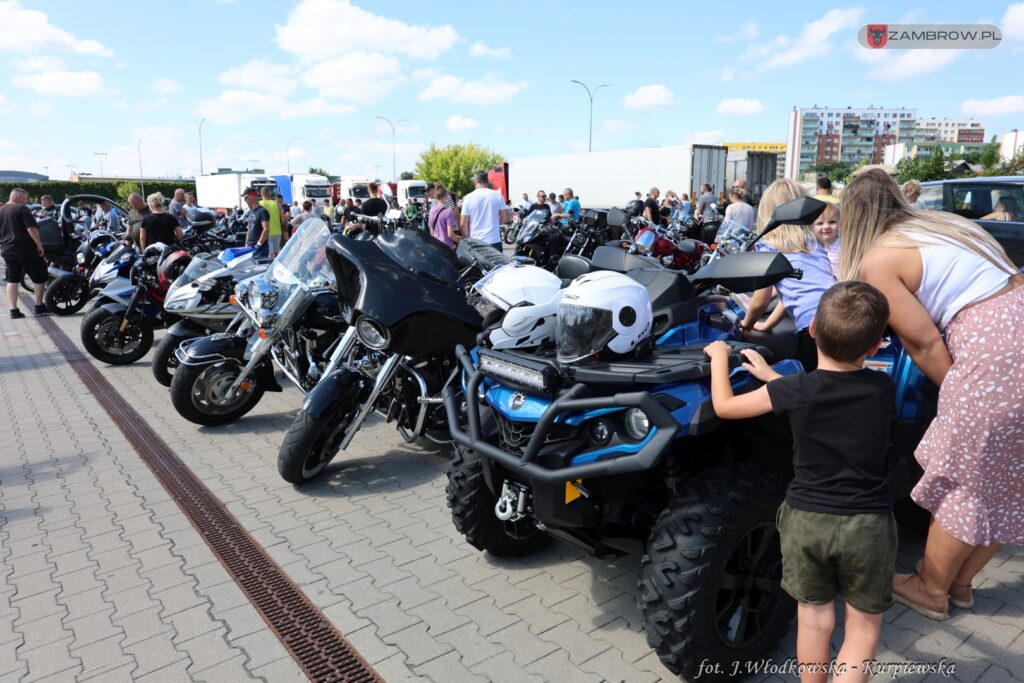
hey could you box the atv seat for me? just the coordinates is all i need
[740,315,799,361]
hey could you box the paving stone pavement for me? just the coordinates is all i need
[1,309,1022,683]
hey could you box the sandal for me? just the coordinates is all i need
[916,559,974,609]
[893,573,949,620]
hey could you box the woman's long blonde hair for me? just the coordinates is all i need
[838,168,1014,281]
[756,178,814,254]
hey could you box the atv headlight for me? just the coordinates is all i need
[624,408,650,440]
[478,350,553,392]
[355,315,390,350]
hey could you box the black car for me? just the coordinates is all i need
[919,176,1024,267]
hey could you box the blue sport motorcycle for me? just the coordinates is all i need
[444,197,933,680]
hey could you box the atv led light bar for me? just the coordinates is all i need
[478,350,555,392]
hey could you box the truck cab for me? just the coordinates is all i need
[291,174,332,206]
[396,180,428,209]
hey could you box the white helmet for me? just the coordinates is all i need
[473,262,564,350]
[556,271,653,362]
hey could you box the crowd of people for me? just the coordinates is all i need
[702,168,1022,681]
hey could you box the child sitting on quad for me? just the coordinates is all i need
[739,179,836,371]
[813,202,841,279]
[705,281,897,683]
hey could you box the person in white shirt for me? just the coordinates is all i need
[518,192,532,211]
[459,171,509,249]
[724,188,755,230]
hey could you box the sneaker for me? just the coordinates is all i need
[34,304,50,316]
[10,308,25,319]
[916,559,974,608]
[893,573,949,620]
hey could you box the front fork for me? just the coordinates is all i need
[337,353,402,451]
[118,285,146,332]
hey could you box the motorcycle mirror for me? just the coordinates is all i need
[753,197,828,243]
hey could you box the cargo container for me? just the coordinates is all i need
[506,145,727,209]
[725,151,780,205]
[196,173,278,211]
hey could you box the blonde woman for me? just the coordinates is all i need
[139,192,183,250]
[840,168,1024,620]
[901,179,922,206]
[739,179,836,370]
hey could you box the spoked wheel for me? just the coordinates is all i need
[639,465,792,681]
[44,277,89,315]
[502,226,517,244]
[80,308,154,365]
[277,408,354,484]
[169,360,264,426]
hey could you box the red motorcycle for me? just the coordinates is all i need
[633,221,707,273]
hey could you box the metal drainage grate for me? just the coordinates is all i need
[31,304,381,683]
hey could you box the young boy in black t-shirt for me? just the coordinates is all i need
[704,281,896,683]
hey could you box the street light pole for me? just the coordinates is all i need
[137,139,145,196]
[93,152,108,176]
[569,80,611,153]
[286,137,300,175]
[375,116,408,183]
[198,118,206,176]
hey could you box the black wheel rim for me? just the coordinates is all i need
[714,520,786,650]
[53,282,83,310]
[94,316,143,354]
[301,419,349,478]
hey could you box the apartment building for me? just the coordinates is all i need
[785,106,918,179]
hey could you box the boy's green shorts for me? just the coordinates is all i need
[776,501,898,614]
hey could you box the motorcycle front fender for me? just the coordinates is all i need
[47,266,76,280]
[178,333,248,365]
[301,367,370,421]
[98,302,128,317]
[166,319,208,337]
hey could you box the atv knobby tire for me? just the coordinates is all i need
[638,464,792,681]
[446,445,547,557]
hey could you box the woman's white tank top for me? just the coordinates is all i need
[905,232,1011,329]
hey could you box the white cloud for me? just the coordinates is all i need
[1003,3,1024,40]
[602,118,637,133]
[716,21,759,42]
[469,41,510,59]
[685,130,728,145]
[961,95,1024,117]
[0,92,14,113]
[12,70,104,96]
[374,120,419,134]
[27,101,51,116]
[0,138,15,148]
[727,8,863,79]
[861,49,961,81]
[622,84,676,109]
[715,98,765,115]
[219,59,295,95]
[153,77,182,94]
[13,55,64,72]
[300,52,404,104]
[280,99,356,119]
[418,73,529,105]
[274,0,460,61]
[446,115,478,131]
[197,88,356,124]
[0,1,113,56]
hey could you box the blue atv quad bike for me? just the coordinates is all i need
[443,199,934,680]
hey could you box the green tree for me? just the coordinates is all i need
[307,166,330,177]
[979,142,1001,169]
[808,161,855,184]
[414,143,503,197]
[895,146,950,183]
[399,171,415,180]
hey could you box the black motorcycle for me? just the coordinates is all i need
[276,229,486,484]
[514,209,569,271]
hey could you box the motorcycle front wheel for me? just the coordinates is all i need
[151,333,198,387]
[169,360,265,426]
[44,277,90,315]
[277,407,354,484]
[80,308,154,365]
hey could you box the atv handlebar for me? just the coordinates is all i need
[445,345,680,483]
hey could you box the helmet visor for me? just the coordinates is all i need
[556,304,615,362]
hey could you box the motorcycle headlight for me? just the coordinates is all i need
[355,315,390,350]
[624,408,650,440]
[76,252,87,265]
[247,279,278,311]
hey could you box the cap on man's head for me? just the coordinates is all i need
[241,187,260,198]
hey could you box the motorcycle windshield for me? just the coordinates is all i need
[374,228,462,287]
[268,218,336,294]
[172,257,221,290]
[715,219,754,253]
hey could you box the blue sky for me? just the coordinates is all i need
[1,0,1023,181]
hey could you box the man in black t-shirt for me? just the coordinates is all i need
[704,282,897,676]
[644,187,660,225]
[360,182,388,218]
[1,188,49,317]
